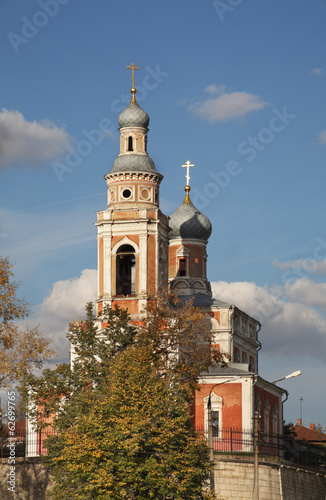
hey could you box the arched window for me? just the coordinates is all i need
[204,393,223,440]
[272,403,279,442]
[128,136,133,151]
[264,398,270,438]
[177,257,187,276]
[116,245,136,295]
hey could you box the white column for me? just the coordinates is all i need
[139,234,148,296]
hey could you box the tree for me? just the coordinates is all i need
[0,256,54,388]
[27,297,221,499]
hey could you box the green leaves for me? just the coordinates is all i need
[30,296,219,499]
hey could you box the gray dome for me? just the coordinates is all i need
[110,155,161,175]
[169,195,212,241]
[118,101,149,129]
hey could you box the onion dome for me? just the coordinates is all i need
[169,186,212,241]
[110,155,160,174]
[118,100,150,129]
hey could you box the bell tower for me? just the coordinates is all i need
[95,64,169,318]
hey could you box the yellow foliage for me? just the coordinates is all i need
[0,257,54,387]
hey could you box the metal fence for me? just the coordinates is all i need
[195,426,326,470]
[1,426,326,471]
[0,427,56,459]
[195,426,280,455]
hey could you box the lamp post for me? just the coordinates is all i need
[253,370,301,500]
[207,377,240,492]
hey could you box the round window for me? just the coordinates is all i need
[140,188,150,201]
[122,188,132,199]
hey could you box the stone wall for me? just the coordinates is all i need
[0,458,51,500]
[0,455,325,499]
[213,455,326,500]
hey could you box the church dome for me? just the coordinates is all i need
[169,189,212,241]
[118,101,150,129]
[110,155,160,175]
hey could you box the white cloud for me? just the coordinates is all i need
[203,84,226,95]
[317,130,326,145]
[32,269,97,363]
[188,85,268,122]
[0,109,72,168]
[272,258,326,275]
[172,96,198,109]
[211,280,326,360]
[283,279,326,309]
[310,67,323,76]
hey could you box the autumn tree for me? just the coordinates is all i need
[0,256,53,388]
[27,297,221,499]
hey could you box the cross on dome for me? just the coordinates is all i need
[182,160,194,187]
[127,62,140,102]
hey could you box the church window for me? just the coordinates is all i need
[204,393,223,440]
[233,347,240,363]
[272,403,278,442]
[140,188,150,201]
[128,136,133,151]
[122,188,132,199]
[264,398,270,438]
[178,257,187,276]
[116,245,136,295]
[211,410,219,438]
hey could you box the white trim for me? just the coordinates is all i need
[203,392,223,439]
[111,236,139,255]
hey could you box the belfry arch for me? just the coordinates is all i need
[115,244,136,295]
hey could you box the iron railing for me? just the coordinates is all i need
[0,427,56,458]
[195,426,326,470]
[1,426,325,471]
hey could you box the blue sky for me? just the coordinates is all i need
[1,0,326,426]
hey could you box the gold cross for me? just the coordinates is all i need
[127,62,140,88]
[182,160,194,186]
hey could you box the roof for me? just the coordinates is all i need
[118,100,150,129]
[169,194,212,241]
[294,423,326,443]
[202,362,254,377]
[175,292,231,308]
[110,154,161,175]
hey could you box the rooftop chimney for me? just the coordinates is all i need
[297,418,302,425]
[310,423,315,430]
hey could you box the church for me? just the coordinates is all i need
[86,64,285,442]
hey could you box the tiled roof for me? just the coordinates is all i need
[294,423,326,443]
[118,101,149,129]
[169,196,212,241]
[110,155,160,174]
